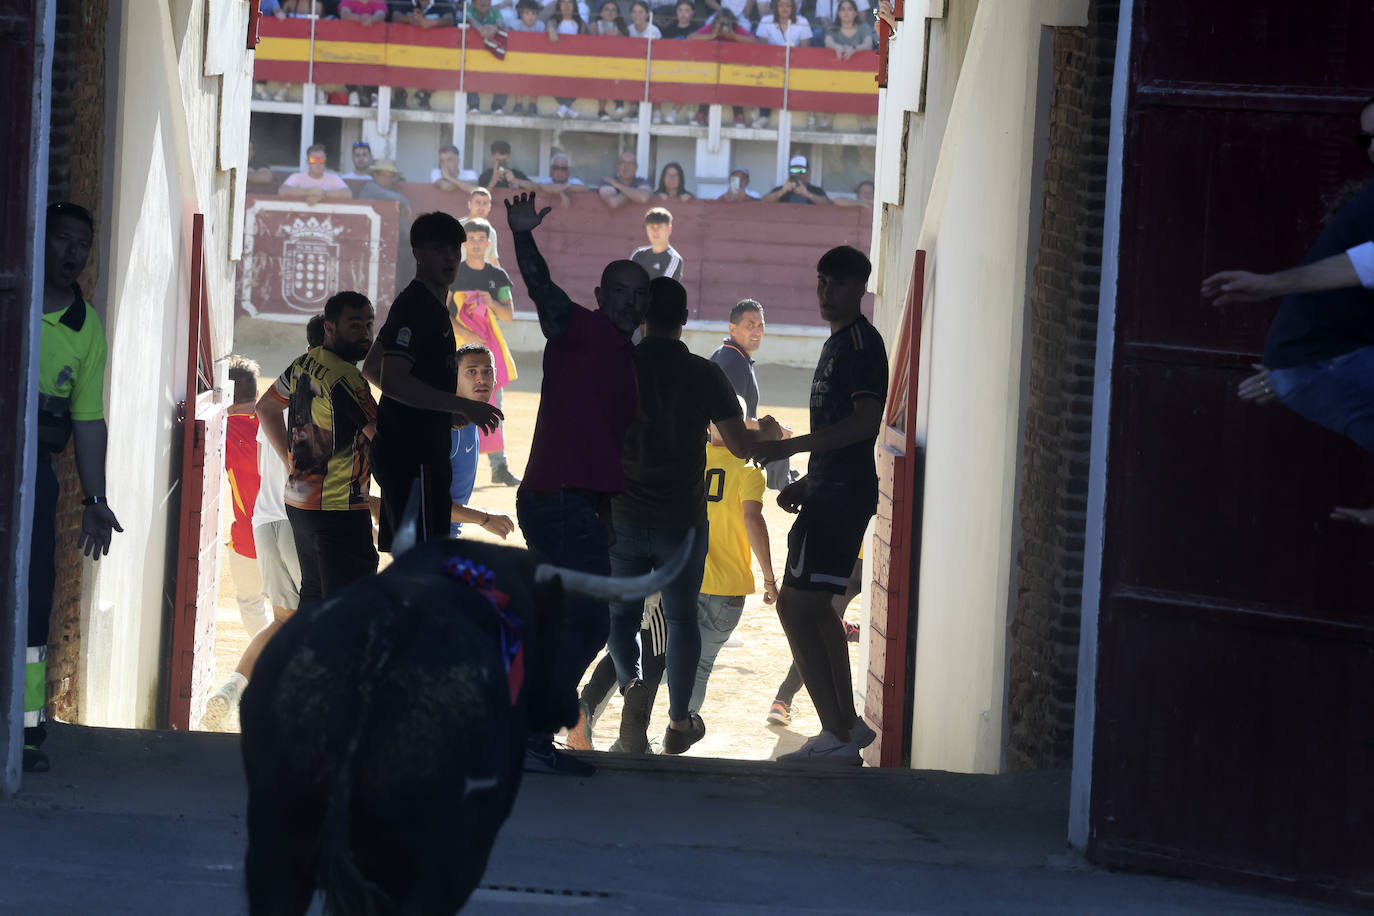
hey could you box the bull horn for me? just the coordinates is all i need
[535,529,696,602]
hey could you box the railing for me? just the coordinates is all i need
[254,18,878,114]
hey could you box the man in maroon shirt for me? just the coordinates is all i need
[505,192,650,776]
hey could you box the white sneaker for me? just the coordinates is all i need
[776,730,861,765]
[613,105,625,117]
[492,107,505,115]
[201,673,247,732]
[652,110,663,124]
[565,106,579,119]
[664,110,676,124]
[273,88,288,101]
[556,104,569,118]
[468,105,481,113]
[315,88,327,104]
[347,90,361,106]
[751,115,769,129]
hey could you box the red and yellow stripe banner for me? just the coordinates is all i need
[254,19,877,114]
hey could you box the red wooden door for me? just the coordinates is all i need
[166,215,225,730]
[1090,1,1374,899]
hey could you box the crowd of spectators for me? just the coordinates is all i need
[254,0,877,124]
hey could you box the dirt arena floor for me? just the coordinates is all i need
[206,337,861,762]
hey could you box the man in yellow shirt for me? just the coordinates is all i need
[27,202,123,772]
[690,417,777,715]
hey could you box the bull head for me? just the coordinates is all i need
[535,530,696,602]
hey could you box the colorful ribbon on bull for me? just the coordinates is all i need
[443,556,525,705]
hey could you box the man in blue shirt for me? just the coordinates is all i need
[449,343,515,538]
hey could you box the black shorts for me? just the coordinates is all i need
[374,453,452,553]
[782,480,876,595]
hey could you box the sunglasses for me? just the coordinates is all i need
[1358,132,1374,151]
[307,156,326,164]
[789,166,807,175]
[353,141,371,149]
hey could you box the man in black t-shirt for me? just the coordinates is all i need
[477,139,536,191]
[762,154,832,205]
[605,277,781,755]
[362,211,503,549]
[751,245,887,766]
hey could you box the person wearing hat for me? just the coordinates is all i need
[763,154,831,205]
[716,166,761,201]
[359,160,416,292]
[26,202,123,772]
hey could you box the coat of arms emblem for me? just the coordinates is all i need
[279,216,345,311]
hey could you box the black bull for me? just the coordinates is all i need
[239,534,691,915]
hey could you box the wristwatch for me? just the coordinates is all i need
[82,495,107,506]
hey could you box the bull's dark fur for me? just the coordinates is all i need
[239,539,577,915]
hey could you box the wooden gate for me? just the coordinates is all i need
[165,214,225,731]
[864,250,924,767]
[1089,2,1374,899]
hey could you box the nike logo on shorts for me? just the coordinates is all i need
[789,535,807,581]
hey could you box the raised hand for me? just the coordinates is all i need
[505,192,552,232]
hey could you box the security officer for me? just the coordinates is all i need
[27,202,122,772]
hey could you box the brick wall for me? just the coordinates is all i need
[44,0,108,724]
[1006,0,1118,770]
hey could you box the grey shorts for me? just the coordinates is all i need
[254,519,302,611]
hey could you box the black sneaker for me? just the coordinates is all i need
[662,714,705,755]
[524,740,596,777]
[491,466,522,487]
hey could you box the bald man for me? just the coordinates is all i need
[505,192,651,776]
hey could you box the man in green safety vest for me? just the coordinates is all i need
[27,202,123,772]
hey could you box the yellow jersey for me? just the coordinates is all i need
[700,444,766,597]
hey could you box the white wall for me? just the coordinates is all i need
[870,0,1086,774]
[81,0,252,728]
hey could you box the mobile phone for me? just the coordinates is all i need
[729,175,741,192]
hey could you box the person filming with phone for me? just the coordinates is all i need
[717,166,761,202]
[762,154,832,205]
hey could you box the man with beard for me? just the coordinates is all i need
[363,212,503,549]
[25,202,123,773]
[257,291,380,604]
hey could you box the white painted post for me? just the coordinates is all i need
[376,86,391,140]
[300,13,318,167]
[774,109,792,186]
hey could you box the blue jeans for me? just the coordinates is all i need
[607,522,709,722]
[516,490,613,708]
[1269,346,1374,454]
[690,593,745,713]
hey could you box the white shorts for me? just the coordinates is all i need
[254,519,302,611]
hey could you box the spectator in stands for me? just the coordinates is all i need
[280,144,353,204]
[824,0,874,55]
[432,143,479,192]
[461,187,501,266]
[660,0,696,36]
[716,166,761,201]
[599,151,653,209]
[246,141,276,188]
[448,343,517,537]
[753,0,808,127]
[339,0,387,105]
[358,159,413,222]
[508,0,545,114]
[466,0,511,114]
[688,9,755,126]
[478,139,537,190]
[653,1,698,124]
[452,217,522,486]
[763,153,831,204]
[631,207,685,280]
[546,0,587,118]
[277,0,322,16]
[537,152,589,205]
[835,178,874,208]
[628,0,661,37]
[655,161,694,201]
[390,0,457,27]
[591,0,633,122]
[339,140,375,180]
[704,0,755,27]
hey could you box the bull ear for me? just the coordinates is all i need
[391,479,424,556]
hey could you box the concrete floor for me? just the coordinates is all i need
[0,724,1351,914]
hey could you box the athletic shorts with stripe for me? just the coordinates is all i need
[782,480,877,595]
